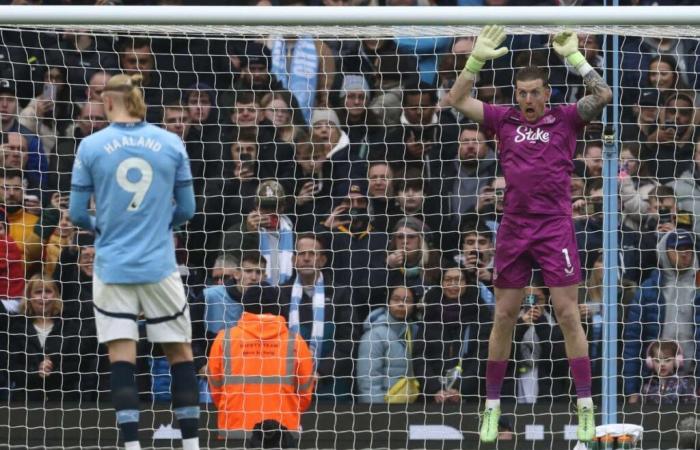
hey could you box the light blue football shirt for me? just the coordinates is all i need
[70,122,193,284]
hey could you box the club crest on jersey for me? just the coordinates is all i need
[514,126,550,144]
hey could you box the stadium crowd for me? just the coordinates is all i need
[0,0,698,421]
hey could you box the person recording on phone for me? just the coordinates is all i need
[19,65,74,155]
[222,180,294,287]
[202,128,262,270]
[512,283,569,404]
[322,181,388,321]
[642,91,695,184]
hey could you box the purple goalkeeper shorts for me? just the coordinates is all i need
[493,214,582,289]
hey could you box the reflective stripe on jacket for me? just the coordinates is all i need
[208,311,315,435]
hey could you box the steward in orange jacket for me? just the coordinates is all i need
[208,285,315,440]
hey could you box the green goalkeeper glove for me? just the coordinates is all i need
[463,25,509,76]
[553,31,590,74]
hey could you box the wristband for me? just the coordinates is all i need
[464,55,485,75]
[566,51,593,76]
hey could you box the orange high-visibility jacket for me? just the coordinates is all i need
[208,311,315,436]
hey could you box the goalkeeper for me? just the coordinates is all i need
[443,26,611,443]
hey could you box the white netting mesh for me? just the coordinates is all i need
[0,16,697,450]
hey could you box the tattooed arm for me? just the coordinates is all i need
[576,69,613,122]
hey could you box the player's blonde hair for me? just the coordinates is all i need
[103,73,147,120]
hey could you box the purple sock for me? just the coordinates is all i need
[485,360,508,400]
[569,356,593,399]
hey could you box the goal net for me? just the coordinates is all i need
[0,8,698,450]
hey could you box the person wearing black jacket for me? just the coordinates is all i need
[412,261,492,403]
[53,232,106,400]
[512,284,569,403]
[9,275,81,401]
[278,233,358,401]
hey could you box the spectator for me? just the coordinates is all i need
[392,77,458,166]
[413,262,492,403]
[55,232,95,332]
[185,82,221,145]
[207,284,314,446]
[53,100,107,192]
[0,78,48,190]
[621,88,662,142]
[118,37,171,122]
[203,250,265,340]
[201,128,261,270]
[222,180,294,287]
[268,35,336,121]
[645,54,692,95]
[357,281,419,403]
[54,33,117,103]
[619,142,659,232]
[641,340,696,405]
[643,91,696,183]
[0,168,42,267]
[470,176,507,234]
[512,284,568,404]
[53,232,106,399]
[366,161,401,234]
[623,230,700,403]
[41,205,74,279]
[310,108,362,199]
[18,65,74,155]
[445,123,497,216]
[228,90,295,192]
[9,275,80,401]
[290,128,332,233]
[669,136,700,234]
[580,140,603,181]
[643,185,679,237]
[339,38,417,125]
[85,70,112,104]
[333,74,387,158]
[280,233,357,399]
[619,35,700,107]
[436,37,475,109]
[260,90,302,144]
[393,166,452,251]
[322,181,388,320]
[384,217,441,288]
[458,221,496,307]
[0,207,24,312]
[208,252,239,287]
[161,100,222,201]
[232,41,282,95]
[0,132,32,184]
[576,179,656,284]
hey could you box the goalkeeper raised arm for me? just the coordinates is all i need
[444,26,611,444]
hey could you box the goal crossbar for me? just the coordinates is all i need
[0,5,699,26]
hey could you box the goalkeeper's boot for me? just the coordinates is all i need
[576,403,596,442]
[479,404,501,443]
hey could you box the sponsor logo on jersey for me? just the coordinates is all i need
[514,126,550,144]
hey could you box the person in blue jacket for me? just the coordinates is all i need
[623,230,700,404]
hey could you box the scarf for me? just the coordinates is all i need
[258,215,294,286]
[270,37,318,124]
[289,273,326,365]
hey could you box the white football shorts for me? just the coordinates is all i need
[93,271,192,344]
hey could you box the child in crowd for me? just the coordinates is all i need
[641,340,696,405]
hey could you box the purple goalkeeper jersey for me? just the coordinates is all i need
[482,103,586,216]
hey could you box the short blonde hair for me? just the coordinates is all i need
[103,73,147,120]
[20,275,62,318]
